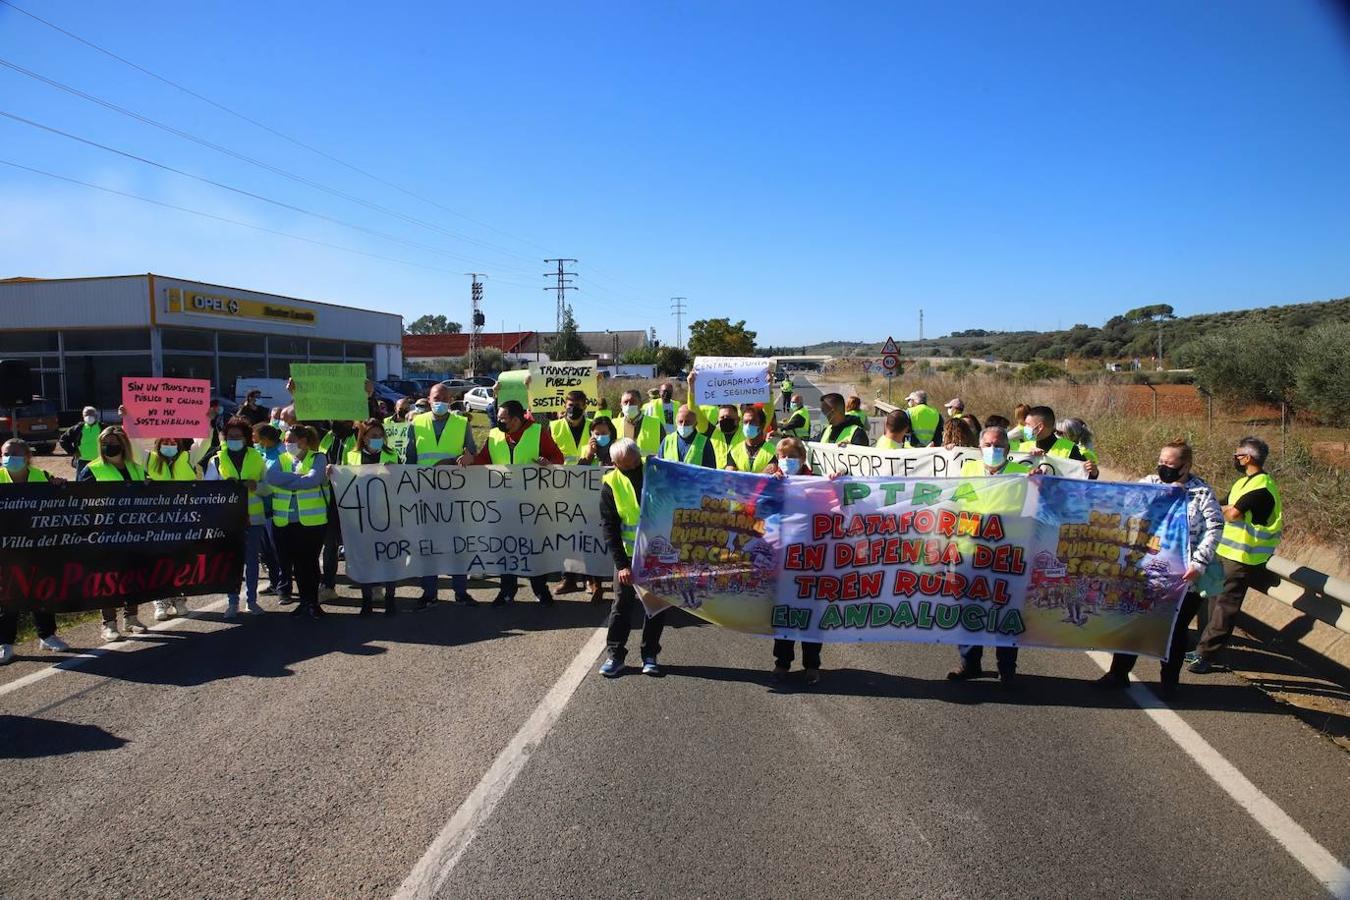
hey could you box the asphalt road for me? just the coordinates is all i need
[3,378,1349,899]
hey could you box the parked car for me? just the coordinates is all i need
[463,386,495,413]
[435,378,475,401]
[468,376,496,388]
[380,378,422,398]
[371,382,405,408]
[410,377,441,396]
[0,396,60,453]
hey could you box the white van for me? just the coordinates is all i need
[234,377,293,410]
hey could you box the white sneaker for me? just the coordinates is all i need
[318,586,339,602]
[245,600,263,614]
[38,635,70,652]
[100,623,122,642]
[153,600,172,622]
[173,598,189,617]
[224,603,238,619]
[0,644,13,665]
[124,616,148,634]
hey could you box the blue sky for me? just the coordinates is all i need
[2,1,1348,346]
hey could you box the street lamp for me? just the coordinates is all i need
[605,329,618,366]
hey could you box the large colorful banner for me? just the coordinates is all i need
[0,482,247,612]
[331,464,612,580]
[632,458,1190,657]
[807,442,1088,480]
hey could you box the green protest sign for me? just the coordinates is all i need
[290,363,368,420]
[496,369,530,410]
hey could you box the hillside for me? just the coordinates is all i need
[801,295,1350,363]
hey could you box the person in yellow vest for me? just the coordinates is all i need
[617,388,663,456]
[551,390,593,465]
[949,425,1033,686]
[78,427,148,641]
[779,373,794,411]
[844,395,868,430]
[0,438,71,663]
[597,438,667,677]
[206,418,268,618]
[707,404,746,468]
[773,393,812,441]
[315,420,359,602]
[728,407,775,473]
[471,400,564,606]
[329,418,401,616]
[874,409,911,449]
[641,381,678,434]
[406,382,477,608]
[145,437,202,621]
[1188,436,1283,674]
[1056,417,1099,465]
[903,390,943,448]
[764,436,824,683]
[567,415,618,604]
[816,393,871,447]
[659,406,716,467]
[943,397,965,421]
[58,405,103,475]
[1016,405,1098,478]
[264,424,330,618]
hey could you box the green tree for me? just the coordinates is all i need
[547,307,591,361]
[1182,322,1300,407]
[687,318,756,356]
[1294,324,1350,421]
[655,345,690,376]
[405,314,462,335]
[1016,360,1069,382]
[451,347,505,375]
[620,346,659,365]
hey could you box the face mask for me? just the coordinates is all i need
[159,444,179,458]
[790,402,801,411]
[596,433,612,447]
[661,395,673,405]
[1156,464,1184,483]
[677,424,695,439]
[84,414,98,426]
[780,457,802,476]
[284,442,301,457]
[982,446,1007,467]
[431,401,450,416]
[271,419,285,430]
[718,419,737,435]
[1233,455,1246,472]
[102,443,122,457]
[262,444,281,460]
[744,424,760,440]
[368,438,385,452]
[225,439,245,452]
[622,404,639,420]
[2,455,24,472]
[567,406,583,420]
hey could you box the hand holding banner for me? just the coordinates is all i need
[529,360,599,414]
[290,363,369,420]
[121,377,211,439]
[692,357,771,406]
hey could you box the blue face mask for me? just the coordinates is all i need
[431,401,450,416]
[780,457,802,476]
[596,433,612,447]
[790,402,802,411]
[368,438,385,452]
[159,444,179,458]
[744,424,760,440]
[983,446,1008,467]
[262,444,281,460]
[2,455,25,472]
[225,439,245,452]
[677,424,695,439]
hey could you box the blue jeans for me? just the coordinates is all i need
[229,525,263,606]
[420,573,467,601]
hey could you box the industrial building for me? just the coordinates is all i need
[0,273,404,410]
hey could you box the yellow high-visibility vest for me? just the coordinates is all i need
[87,459,146,482]
[270,451,328,527]
[1217,473,1283,566]
[215,448,267,524]
[602,468,640,557]
[488,423,542,465]
[412,412,468,466]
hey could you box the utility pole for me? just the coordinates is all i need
[465,273,487,376]
[543,258,577,334]
[670,297,687,349]
[918,308,924,358]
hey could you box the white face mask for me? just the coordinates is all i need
[622,404,639,420]
[84,414,98,426]
[284,442,301,457]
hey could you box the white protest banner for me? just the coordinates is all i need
[806,443,1088,480]
[692,357,771,406]
[331,464,612,581]
[528,360,599,414]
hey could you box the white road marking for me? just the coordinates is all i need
[0,598,229,701]
[1086,652,1350,898]
[394,626,609,900]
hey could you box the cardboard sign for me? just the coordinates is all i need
[528,360,599,414]
[290,363,368,421]
[692,357,771,406]
[121,377,211,439]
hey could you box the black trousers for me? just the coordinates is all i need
[0,610,57,643]
[773,639,822,670]
[1196,559,1267,658]
[500,574,552,600]
[606,578,665,660]
[960,644,1018,674]
[275,522,326,607]
[320,516,341,590]
[1110,590,1204,683]
[100,600,139,624]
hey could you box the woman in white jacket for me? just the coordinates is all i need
[1098,438,1223,698]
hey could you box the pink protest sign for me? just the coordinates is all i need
[121,377,212,439]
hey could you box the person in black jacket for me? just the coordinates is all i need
[597,438,665,678]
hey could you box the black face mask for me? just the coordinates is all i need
[1233,455,1247,472]
[718,419,737,434]
[1157,464,1184,484]
[566,406,583,420]
[102,443,122,457]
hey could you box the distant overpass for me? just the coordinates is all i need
[769,355,831,371]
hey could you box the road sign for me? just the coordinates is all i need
[881,354,899,374]
[881,336,900,356]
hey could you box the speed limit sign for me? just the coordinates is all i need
[882,354,899,372]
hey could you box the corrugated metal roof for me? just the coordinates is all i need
[403,332,535,358]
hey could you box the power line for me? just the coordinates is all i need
[670,297,688,349]
[0,157,468,276]
[543,259,577,333]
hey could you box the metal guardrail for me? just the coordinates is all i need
[1263,556,1350,634]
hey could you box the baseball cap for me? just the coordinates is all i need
[944,397,964,411]
[906,390,927,404]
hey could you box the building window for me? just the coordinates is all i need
[162,354,216,381]
[65,353,153,410]
[268,357,294,379]
[160,328,217,352]
[64,329,151,352]
[219,356,267,398]
[269,336,307,359]
[309,339,343,358]
[218,332,266,354]
[0,331,58,353]
[344,342,375,361]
